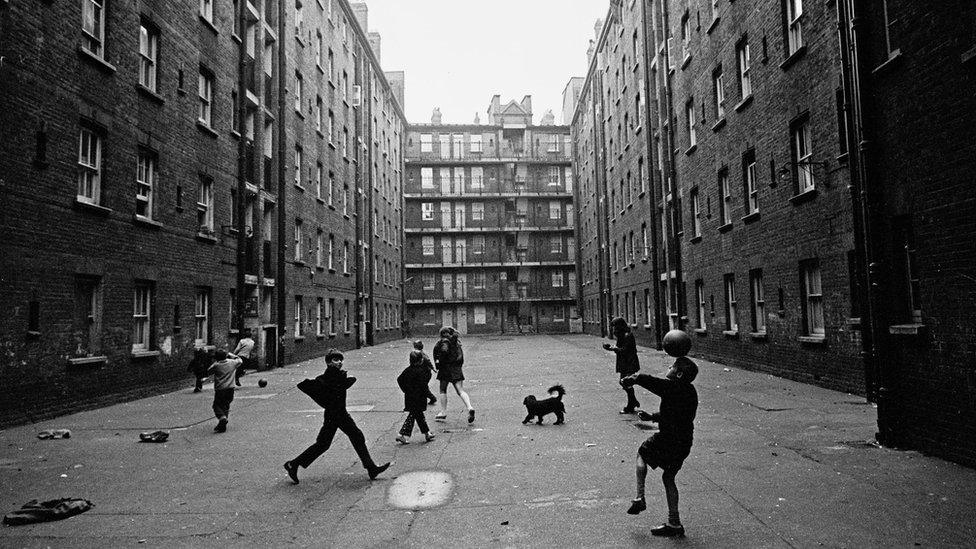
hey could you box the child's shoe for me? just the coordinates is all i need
[214,417,228,433]
[395,434,410,445]
[424,432,436,442]
[283,461,300,484]
[434,414,447,421]
[650,523,685,537]
[626,498,646,515]
[467,409,475,423]
[367,462,391,480]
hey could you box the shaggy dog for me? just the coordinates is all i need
[522,385,566,425]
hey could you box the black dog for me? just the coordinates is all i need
[522,385,566,425]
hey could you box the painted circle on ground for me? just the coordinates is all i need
[387,471,453,510]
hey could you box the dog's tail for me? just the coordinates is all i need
[547,384,566,399]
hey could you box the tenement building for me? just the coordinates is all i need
[573,0,863,393]
[402,97,576,335]
[0,0,404,425]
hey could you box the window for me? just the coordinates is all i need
[686,99,697,147]
[294,145,302,187]
[719,170,732,225]
[293,219,303,261]
[791,116,814,192]
[550,235,562,254]
[327,298,335,334]
[343,241,349,273]
[314,163,324,200]
[328,234,335,269]
[197,176,214,231]
[342,184,348,214]
[785,0,804,56]
[343,299,350,333]
[294,296,304,337]
[836,88,849,157]
[138,23,159,92]
[82,0,106,57]
[315,32,323,67]
[195,70,214,127]
[473,272,486,289]
[471,167,484,189]
[421,167,434,189]
[474,305,487,325]
[548,134,559,152]
[548,166,560,186]
[77,126,102,204]
[749,269,766,333]
[711,0,719,21]
[422,273,436,290]
[439,135,450,159]
[893,218,922,323]
[743,150,758,214]
[74,276,102,356]
[737,39,752,98]
[315,97,323,133]
[471,202,484,221]
[294,72,303,113]
[316,298,324,336]
[194,287,210,346]
[695,279,707,329]
[342,127,349,158]
[552,272,564,287]
[327,110,334,143]
[549,201,561,220]
[470,134,482,153]
[421,202,434,221]
[690,188,701,237]
[315,230,323,267]
[801,259,824,336]
[713,66,725,119]
[421,134,433,152]
[136,149,157,219]
[724,274,738,332]
[132,281,153,351]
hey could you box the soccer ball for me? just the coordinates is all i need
[258,379,268,388]
[662,330,692,357]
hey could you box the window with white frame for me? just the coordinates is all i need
[473,305,487,324]
[315,96,323,133]
[786,0,804,55]
[691,188,702,237]
[327,298,335,334]
[550,235,562,254]
[711,0,719,21]
[327,171,335,205]
[342,241,349,273]
[77,126,102,204]
[548,166,560,186]
[315,163,323,200]
[294,145,302,187]
[801,259,825,336]
[791,116,814,192]
[471,202,484,221]
[743,150,758,214]
[439,135,450,159]
[421,202,434,221]
[343,299,350,333]
[294,72,303,113]
[197,176,214,231]
[138,23,158,92]
[198,70,213,126]
[452,134,464,159]
[316,298,324,336]
[315,230,323,267]
[750,268,766,333]
[724,273,738,331]
[421,134,433,152]
[327,110,334,143]
[293,219,303,261]
[471,166,483,189]
[473,272,486,289]
[294,295,304,337]
[135,149,156,219]
[552,271,564,287]
[194,287,210,346]
[737,39,752,98]
[719,170,732,225]
[342,184,348,214]
[549,201,561,220]
[421,167,434,189]
[328,234,335,269]
[713,66,725,119]
[686,99,697,147]
[421,273,436,291]
[470,134,482,153]
[315,32,323,67]
[696,279,707,329]
[132,281,153,351]
[472,234,485,255]
[82,0,107,57]
[548,134,559,152]
[342,127,349,158]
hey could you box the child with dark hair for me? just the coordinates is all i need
[413,340,437,405]
[207,349,242,433]
[603,316,641,414]
[396,350,436,444]
[621,329,699,537]
[188,348,212,392]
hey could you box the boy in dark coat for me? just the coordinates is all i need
[621,329,699,537]
[283,348,390,484]
[396,350,436,444]
[603,316,641,414]
[413,340,437,405]
[187,348,211,392]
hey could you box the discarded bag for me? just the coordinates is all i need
[37,429,71,440]
[138,430,170,443]
[3,498,94,526]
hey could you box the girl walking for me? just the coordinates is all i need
[433,326,475,423]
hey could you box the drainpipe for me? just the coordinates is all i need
[235,0,249,337]
[275,0,286,369]
[640,0,664,349]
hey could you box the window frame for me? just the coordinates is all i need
[77,125,102,205]
[138,22,159,92]
[135,148,157,220]
[801,259,825,336]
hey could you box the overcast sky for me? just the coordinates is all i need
[362,0,610,125]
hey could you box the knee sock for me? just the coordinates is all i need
[438,394,448,415]
[458,390,473,411]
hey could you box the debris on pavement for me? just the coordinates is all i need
[138,430,170,443]
[3,498,94,526]
[37,429,71,440]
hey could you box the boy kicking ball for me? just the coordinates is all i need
[620,329,699,537]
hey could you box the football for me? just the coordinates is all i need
[258,379,268,388]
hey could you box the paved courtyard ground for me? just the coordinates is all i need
[1,334,975,548]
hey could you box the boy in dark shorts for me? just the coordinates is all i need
[620,329,698,537]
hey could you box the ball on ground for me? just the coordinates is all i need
[258,378,268,388]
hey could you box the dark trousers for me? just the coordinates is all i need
[399,411,430,436]
[620,373,640,411]
[235,357,254,383]
[294,413,377,471]
[213,388,235,419]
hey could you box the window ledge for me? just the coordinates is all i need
[294,184,305,192]
[681,54,692,70]
[722,330,739,338]
[294,336,305,342]
[196,232,218,243]
[741,211,760,224]
[789,188,818,205]
[798,335,826,345]
[329,332,337,338]
[131,350,161,359]
[327,203,336,210]
[136,84,165,105]
[684,144,698,156]
[316,197,325,205]
[134,215,163,228]
[718,222,733,233]
[871,49,903,75]
[78,47,117,73]
[293,260,306,267]
[712,117,727,132]
[734,94,753,112]
[693,328,707,335]
[889,323,926,336]
[343,272,351,277]
[779,45,807,71]
[199,15,219,35]
[328,267,337,273]
[749,331,767,341]
[197,120,219,138]
[68,355,107,366]
[74,198,112,216]
[706,16,720,34]
[316,334,326,340]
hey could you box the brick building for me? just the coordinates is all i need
[403,97,576,336]
[836,0,976,466]
[0,0,404,425]
[573,0,864,393]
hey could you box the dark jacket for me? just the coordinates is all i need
[433,336,463,369]
[612,331,640,375]
[397,363,432,413]
[297,366,357,416]
[628,367,698,445]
